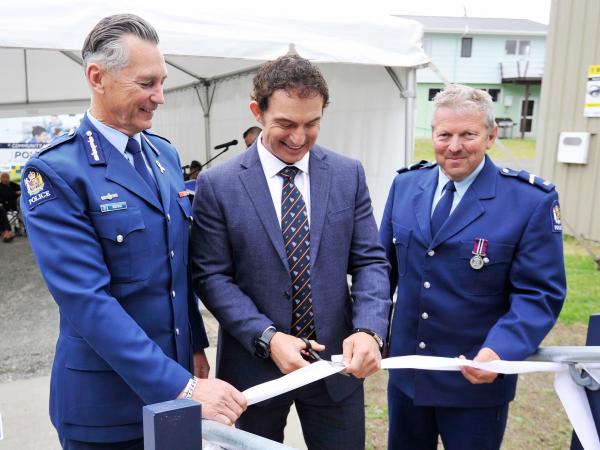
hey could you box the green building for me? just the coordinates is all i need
[398,16,547,139]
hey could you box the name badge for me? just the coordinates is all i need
[100,201,127,213]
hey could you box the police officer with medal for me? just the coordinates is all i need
[21,14,246,449]
[379,84,566,450]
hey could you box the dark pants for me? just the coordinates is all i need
[388,384,509,450]
[59,436,143,450]
[0,205,10,232]
[237,379,365,450]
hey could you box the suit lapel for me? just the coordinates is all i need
[431,157,497,248]
[142,135,170,214]
[413,168,438,243]
[102,139,164,212]
[79,117,163,212]
[308,148,330,264]
[238,148,289,269]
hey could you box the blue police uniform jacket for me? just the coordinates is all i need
[379,156,566,407]
[21,114,208,442]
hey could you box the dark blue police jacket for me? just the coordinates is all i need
[21,114,208,442]
[380,156,566,408]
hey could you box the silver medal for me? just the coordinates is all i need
[470,254,484,270]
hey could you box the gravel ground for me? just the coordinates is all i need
[0,236,219,383]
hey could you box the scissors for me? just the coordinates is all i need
[300,337,350,376]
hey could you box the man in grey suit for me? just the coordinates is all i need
[191,55,390,449]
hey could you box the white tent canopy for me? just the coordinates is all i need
[0,1,429,221]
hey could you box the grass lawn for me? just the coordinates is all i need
[365,235,600,449]
[412,138,537,164]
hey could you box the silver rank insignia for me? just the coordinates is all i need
[155,160,166,174]
[100,193,119,201]
[86,130,100,162]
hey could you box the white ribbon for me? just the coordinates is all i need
[242,355,600,450]
[243,360,346,406]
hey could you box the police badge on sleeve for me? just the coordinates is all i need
[551,200,562,233]
[23,168,56,209]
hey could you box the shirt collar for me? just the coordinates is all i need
[87,110,141,156]
[256,132,310,178]
[436,156,486,198]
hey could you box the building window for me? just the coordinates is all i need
[461,37,472,57]
[428,88,442,101]
[506,39,531,56]
[518,40,531,55]
[486,88,501,102]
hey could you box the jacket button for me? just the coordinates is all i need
[171,290,176,299]
[116,234,124,243]
[427,250,435,256]
[392,237,397,244]
[421,312,429,320]
[170,250,175,259]
[419,341,426,349]
[423,281,431,289]
[175,328,180,336]
[166,213,171,222]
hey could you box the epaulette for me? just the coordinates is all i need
[499,167,555,192]
[143,129,171,144]
[396,160,436,174]
[37,129,77,156]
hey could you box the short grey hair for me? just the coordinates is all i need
[431,84,496,133]
[82,14,159,75]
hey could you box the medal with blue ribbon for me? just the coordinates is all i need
[470,238,489,270]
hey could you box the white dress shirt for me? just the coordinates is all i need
[256,133,311,226]
[87,111,155,180]
[431,157,486,216]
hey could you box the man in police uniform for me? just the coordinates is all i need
[21,14,245,449]
[380,84,566,450]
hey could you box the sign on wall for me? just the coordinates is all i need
[584,65,600,117]
[0,114,82,179]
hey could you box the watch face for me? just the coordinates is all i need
[254,339,269,359]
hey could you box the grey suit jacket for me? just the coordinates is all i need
[191,144,390,401]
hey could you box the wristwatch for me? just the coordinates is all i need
[354,328,384,352]
[254,326,277,359]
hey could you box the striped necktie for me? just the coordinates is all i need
[278,166,315,339]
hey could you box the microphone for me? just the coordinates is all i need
[214,139,238,150]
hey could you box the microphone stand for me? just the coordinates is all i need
[201,145,233,169]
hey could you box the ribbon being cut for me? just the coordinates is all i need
[242,354,600,450]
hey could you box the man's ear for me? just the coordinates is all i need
[249,101,264,125]
[87,63,106,94]
[487,126,499,149]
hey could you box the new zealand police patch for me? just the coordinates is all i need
[23,168,56,209]
[551,200,562,233]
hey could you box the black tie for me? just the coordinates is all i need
[278,166,315,339]
[430,180,456,237]
[125,138,159,199]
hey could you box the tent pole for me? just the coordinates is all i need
[194,82,217,167]
[405,68,417,165]
[385,66,416,166]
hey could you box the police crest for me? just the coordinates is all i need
[25,170,44,195]
[23,168,56,209]
[551,200,562,232]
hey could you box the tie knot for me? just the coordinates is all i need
[443,180,456,193]
[125,138,142,155]
[279,166,299,181]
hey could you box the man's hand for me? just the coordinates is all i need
[270,332,325,374]
[459,347,500,384]
[342,332,381,378]
[193,350,210,379]
[189,379,247,425]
